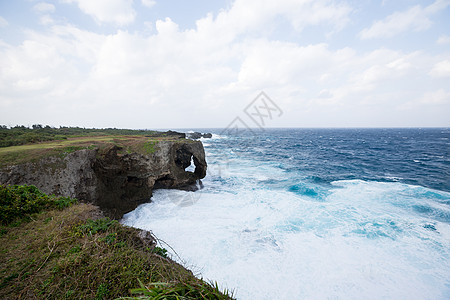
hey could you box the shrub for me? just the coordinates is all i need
[0,185,77,225]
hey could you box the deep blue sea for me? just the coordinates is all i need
[123,128,450,299]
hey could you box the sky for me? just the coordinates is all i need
[0,0,449,129]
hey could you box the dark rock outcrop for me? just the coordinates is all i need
[187,132,203,139]
[186,132,213,139]
[0,140,207,219]
[153,130,186,139]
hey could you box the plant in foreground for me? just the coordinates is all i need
[118,279,234,300]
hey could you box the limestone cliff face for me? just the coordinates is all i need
[0,140,207,218]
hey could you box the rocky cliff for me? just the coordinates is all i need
[0,139,207,218]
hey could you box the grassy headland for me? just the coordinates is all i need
[0,126,190,168]
[0,185,233,299]
[0,126,232,299]
[0,125,163,148]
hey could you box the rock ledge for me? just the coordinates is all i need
[0,139,207,218]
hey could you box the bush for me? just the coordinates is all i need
[0,185,77,225]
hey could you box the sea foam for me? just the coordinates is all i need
[122,129,450,299]
[122,180,450,299]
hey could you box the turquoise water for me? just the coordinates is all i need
[123,128,450,299]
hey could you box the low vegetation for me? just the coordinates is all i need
[0,185,234,299]
[0,125,161,148]
[0,136,138,168]
[0,125,198,168]
[0,135,188,170]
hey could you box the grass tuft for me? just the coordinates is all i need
[151,246,168,258]
[119,278,234,300]
[75,218,118,236]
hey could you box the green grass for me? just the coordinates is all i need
[0,136,176,169]
[0,186,234,299]
[0,126,161,148]
[0,136,124,155]
[0,136,113,168]
[0,126,189,168]
[142,140,159,154]
[120,279,234,300]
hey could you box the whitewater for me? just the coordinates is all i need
[122,128,450,299]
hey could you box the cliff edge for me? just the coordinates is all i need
[0,136,207,218]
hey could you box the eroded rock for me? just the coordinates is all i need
[0,140,207,219]
[186,132,213,139]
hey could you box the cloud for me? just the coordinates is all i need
[33,2,56,26]
[33,2,56,14]
[425,0,450,13]
[2,20,444,128]
[64,0,136,26]
[38,15,54,26]
[141,0,156,8]
[194,0,351,43]
[430,60,450,77]
[437,35,450,45]
[401,89,450,111]
[420,89,450,105]
[359,0,450,39]
[1,0,449,128]
[0,16,8,28]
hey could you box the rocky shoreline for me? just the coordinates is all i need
[0,133,207,218]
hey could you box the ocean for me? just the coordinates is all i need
[122,128,450,299]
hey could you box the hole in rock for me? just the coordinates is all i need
[185,156,196,173]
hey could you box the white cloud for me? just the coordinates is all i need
[3,19,442,127]
[0,16,8,28]
[359,0,450,39]
[141,0,156,8]
[1,0,449,127]
[33,2,56,26]
[33,2,56,14]
[430,60,450,77]
[39,15,54,26]
[15,77,51,91]
[64,0,136,26]
[437,35,450,45]
[194,0,351,43]
[401,89,450,110]
[155,17,179,35]
[425,0,450,14]
[420,89,450,104]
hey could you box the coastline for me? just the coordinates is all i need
[0,129,233,299]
